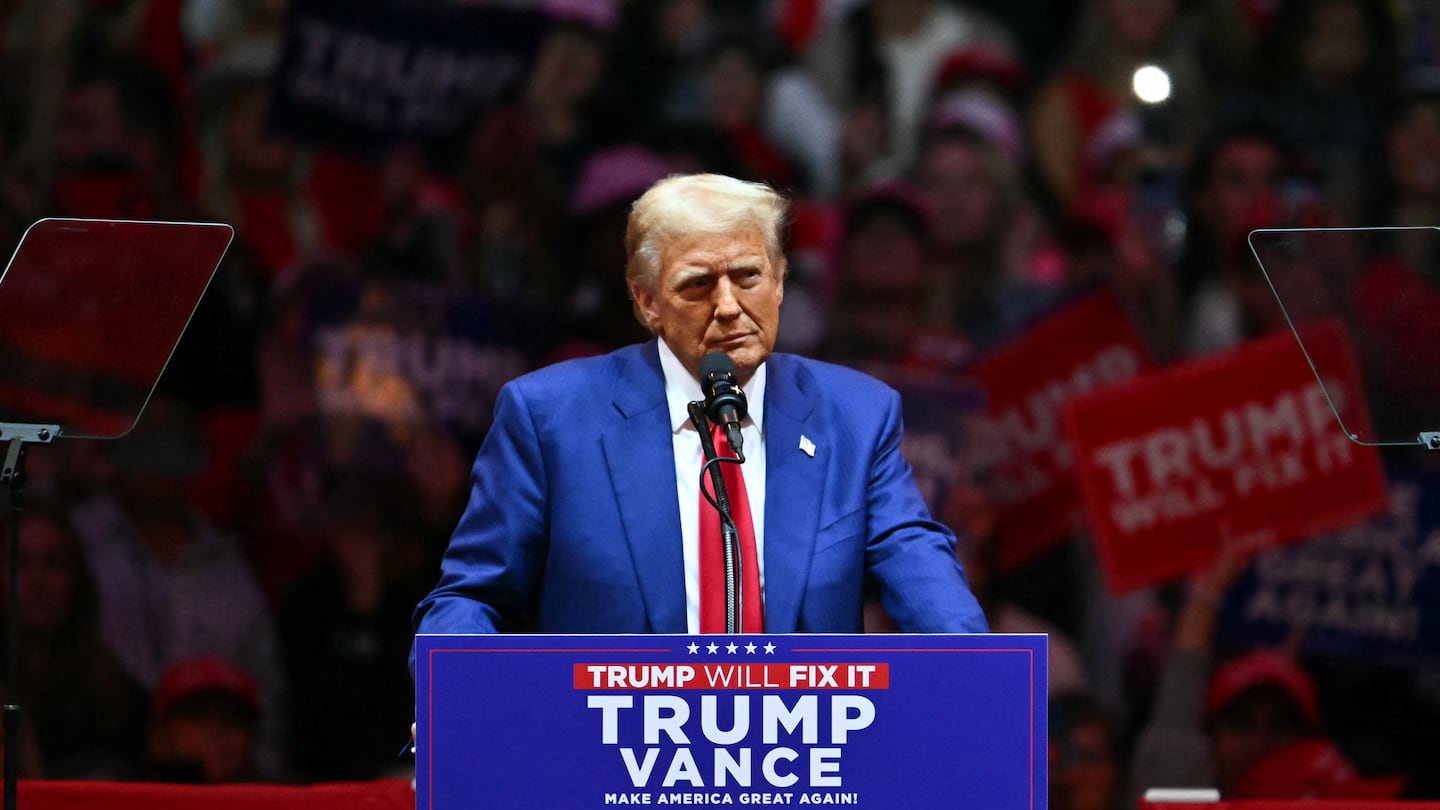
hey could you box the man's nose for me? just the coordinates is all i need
[713,278,741,317]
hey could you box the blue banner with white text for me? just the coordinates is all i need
[271,0,545,152]
[1217,463,1440,667]
[414,634,1046,810]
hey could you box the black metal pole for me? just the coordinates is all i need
[2,437,25,810]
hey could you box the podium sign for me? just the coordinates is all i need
[415,634,1046,810]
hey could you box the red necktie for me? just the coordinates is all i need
[699,423,763,633]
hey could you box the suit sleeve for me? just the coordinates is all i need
[411,381,550,649]
[863,388,990,633]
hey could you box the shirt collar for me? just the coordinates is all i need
[657,339,766,435]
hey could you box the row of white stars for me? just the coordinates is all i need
[686,642,777,655]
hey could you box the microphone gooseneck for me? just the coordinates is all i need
[699,352,747,462]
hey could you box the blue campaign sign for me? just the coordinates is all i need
[1217,463,1440,667]
[415,634,1046,810]
[271,0,545,152]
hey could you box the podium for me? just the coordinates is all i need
[414,633,1046,810]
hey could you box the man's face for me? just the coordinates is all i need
[632,227,784,383]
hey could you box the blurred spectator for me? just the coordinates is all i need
[554,144,672,351]
[1027,0,1207,212]
[804,0,1017,176]
[1205,651,1322,792]
[1050,691,1125,810]
[689,32,798,190]
[759,43,843,199]
[1175,123,1293,356]
[145,656,262,783]
[193,41,316,280]
[0,503,147,778]
[461,7,617,309]
[49,52,190,221]
[1347,229,1440,442]
[0,0,84,198]
[911,115,1056,353]
[610,0,719,131]
[355,143,464,284]
[820,181,934,371]
[1060,186,1181,362]
[235,276,331,601]
[279,473,429,781]
[1371,77,1440,227]
[70,395,289,779]
[639,14,840,199]
[1129,543,1326,800]
[1225,0,1399,225]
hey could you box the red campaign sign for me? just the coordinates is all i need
[1064,321,1388,594]
[964,292,1153,572]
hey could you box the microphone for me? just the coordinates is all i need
[700,352,747,461]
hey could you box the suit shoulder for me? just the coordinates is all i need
[506,343,651,400]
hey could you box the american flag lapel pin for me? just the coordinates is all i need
[798,435,816,458]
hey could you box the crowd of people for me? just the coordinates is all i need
[3,0,1440,804]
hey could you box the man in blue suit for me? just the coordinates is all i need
[412,173,987,638]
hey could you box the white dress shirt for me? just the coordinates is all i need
[657,339,768,634]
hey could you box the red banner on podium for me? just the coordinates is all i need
[965,292,1152,571]
[1064,322,1387,593]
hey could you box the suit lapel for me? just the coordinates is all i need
[601,343,688,633]
[761,354,824,633]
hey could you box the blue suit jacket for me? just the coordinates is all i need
[412,342,987,637]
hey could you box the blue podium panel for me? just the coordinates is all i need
[415,634,1046,810]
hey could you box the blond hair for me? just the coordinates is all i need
[625,174,790,292]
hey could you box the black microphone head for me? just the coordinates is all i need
[700,351,736,382]
[699,352,747,421]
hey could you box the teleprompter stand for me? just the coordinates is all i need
[0,218,233,809]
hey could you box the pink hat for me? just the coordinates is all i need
[926,89,1025,165]
[570,146,672,218]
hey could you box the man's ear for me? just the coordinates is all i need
[631,282,662,333]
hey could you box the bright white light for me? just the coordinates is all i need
[1132,65,1172,104]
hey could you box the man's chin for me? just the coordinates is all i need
[719,346,770,382]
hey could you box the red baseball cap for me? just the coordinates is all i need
[933,44,1026,97]
[153,656,259,720]
[1205,651,1320,729]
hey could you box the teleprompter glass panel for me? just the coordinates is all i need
[0,218,233,438]
[1249,227,1440,447]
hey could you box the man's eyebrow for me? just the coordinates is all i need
[668,266,713,287]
